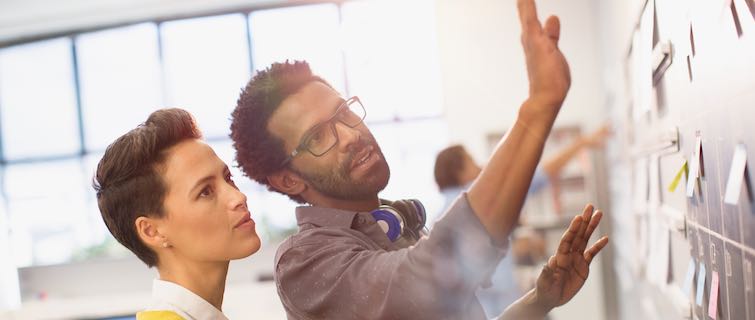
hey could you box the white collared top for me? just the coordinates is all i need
[143,279,229,320]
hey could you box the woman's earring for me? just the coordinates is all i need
[162,242,169,248]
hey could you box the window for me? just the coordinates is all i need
[249,4,346,94]
[160,14,251,139]
[0,38,81,161]
[341,0,444,121]
[0,1,448,268]
[3,159,99,266]
[76,23,163,152]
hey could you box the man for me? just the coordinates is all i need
[231,0,608,319]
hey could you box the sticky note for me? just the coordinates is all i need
[657,227,670,285]
[696,136,703,177]
[687,152,699,198]
[746,260,753,292]
[696,262,706,306]
[668,161,688,192]
[724,144,747,205]
[683,258,696,296]
[708,271,719,319]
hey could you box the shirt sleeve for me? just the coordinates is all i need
[527,167,551,195]
[275,193,508,319]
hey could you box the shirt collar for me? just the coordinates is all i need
[295,205,361,228]
[151,279,228,320]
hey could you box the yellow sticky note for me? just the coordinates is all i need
[668,161,688,192]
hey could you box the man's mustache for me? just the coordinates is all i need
[341,137,378,172]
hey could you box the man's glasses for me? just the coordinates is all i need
[280,96,366,167]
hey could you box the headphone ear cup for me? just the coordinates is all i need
[389,199,427,240]
[371,206,404,242]
[408,199,427,233]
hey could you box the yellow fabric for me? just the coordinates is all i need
[136,310,186,320]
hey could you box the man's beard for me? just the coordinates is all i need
[292,138,390,201]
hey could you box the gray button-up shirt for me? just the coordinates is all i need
[274,193,508,319]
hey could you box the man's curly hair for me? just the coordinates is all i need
[230,60,333,204]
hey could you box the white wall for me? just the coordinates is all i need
[434,0,607,162]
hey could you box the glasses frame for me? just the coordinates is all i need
[279,96,366,167]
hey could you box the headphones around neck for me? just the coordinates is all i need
[371,199,427,242]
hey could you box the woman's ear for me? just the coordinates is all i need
[135,216,167,250]
[267,169,306,196]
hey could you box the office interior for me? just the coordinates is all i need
[0,0,754,319]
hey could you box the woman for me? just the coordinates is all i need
[93,108,261,319]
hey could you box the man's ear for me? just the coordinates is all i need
[267,169,306,196]
[135,216,166,250]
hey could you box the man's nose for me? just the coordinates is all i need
[334,121,361,151]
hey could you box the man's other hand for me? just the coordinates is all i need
[533,204,609,309]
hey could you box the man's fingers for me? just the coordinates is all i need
[544,15,561,43]
[558,215,582,255]
[583,210,603,243]
[548,255,557,269]
[580,204,594,228]
[584,236,609,264]
[517,0,543,34]
[571,204,593,251]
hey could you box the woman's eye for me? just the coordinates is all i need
[226,174,237,187]
[199,186,212,198]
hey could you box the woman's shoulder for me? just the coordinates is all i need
[136,310,186,320]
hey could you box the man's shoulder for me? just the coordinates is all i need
[274,225,373,266]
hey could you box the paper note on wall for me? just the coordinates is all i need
[746,259,753,293]
[696,262,706,306]
[687,136,703,198]
[634,158,650,208]
[683,258,696,296]
[650,225,670,286]
[724,144,748,204]
[708,271,720,319]
[668,161,688,192]
[687,152,699,197]
[649,157,661,206]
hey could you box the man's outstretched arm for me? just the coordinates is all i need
[467,0,572,243]
[497,204,610,319]
[541,124,611,180]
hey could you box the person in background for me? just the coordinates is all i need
[435,124,610,220]
[93,108,261,320]
[229,0,609,318]
[432,125,610,317]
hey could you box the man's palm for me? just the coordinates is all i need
[535,205,609,308]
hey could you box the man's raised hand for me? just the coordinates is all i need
[517,0,571,112]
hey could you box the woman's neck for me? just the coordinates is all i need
[158,259,230,310]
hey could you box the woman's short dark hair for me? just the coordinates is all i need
[434,145,469,190]
[230,60,333,204]
[93,108,201,267]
